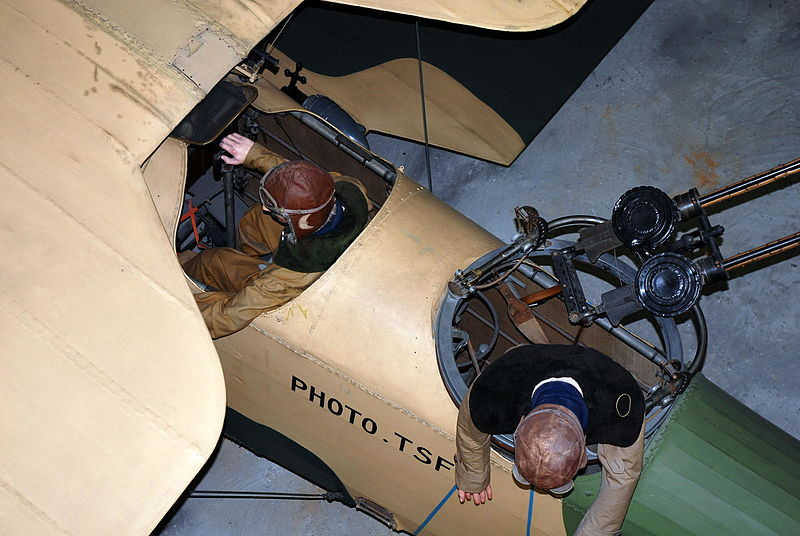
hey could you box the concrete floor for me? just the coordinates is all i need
[157,0,799,534]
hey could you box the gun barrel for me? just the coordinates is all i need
[698,158,800,208]
[721,232,800,272]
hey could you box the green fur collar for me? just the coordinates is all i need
[273,181,368,273]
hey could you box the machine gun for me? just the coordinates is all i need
[554,158,800,327]
[448,157,799,409]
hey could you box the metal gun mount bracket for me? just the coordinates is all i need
[234,47,280,83]
[556,158,800,327]
[448,206,548,298]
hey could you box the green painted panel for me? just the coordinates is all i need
[563,374,800,535]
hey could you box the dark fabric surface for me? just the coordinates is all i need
[276,0,655,144]
[469,344,644,447]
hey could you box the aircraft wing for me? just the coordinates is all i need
[0,0,591,534]
[325,0,589,31]
[0,1,299,534]
[253,49,525,164]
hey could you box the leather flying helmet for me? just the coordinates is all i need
[512,403,588,494]
[259,160,336,243]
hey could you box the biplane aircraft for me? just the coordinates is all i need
[2,1,798,536]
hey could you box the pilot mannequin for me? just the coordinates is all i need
[455,343,645,536]
[183,133,370,338]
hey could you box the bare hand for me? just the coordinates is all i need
[219,133,255,165]
[458,484,492,506]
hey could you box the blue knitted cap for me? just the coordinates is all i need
[530,381,589,431]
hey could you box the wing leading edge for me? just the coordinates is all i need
[0,0,302,534]
[325,0,589,31]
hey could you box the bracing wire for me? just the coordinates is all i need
[266,13,294,54]
[415,20,434,193]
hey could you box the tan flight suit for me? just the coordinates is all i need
[456,377,644,536]
[455,345,644,536]
[184,144,369,338]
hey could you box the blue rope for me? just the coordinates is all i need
[526,488,535,536]
[413,484,457,535]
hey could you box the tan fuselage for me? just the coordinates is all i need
[206,172,567,535]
